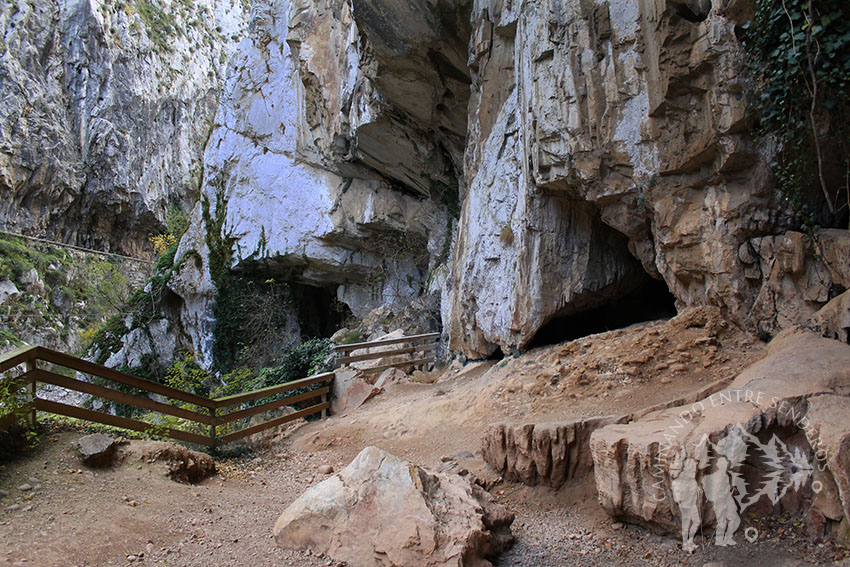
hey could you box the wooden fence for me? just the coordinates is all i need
[0,345,332,448]
[334,332,440,373]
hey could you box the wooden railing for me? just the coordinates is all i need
[334,332,440,373]
[0,346,332,448]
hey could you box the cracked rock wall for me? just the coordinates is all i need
[51,0,850,368]
[168,0,457,367]
[0,0,247,255]
[448,0,798,357]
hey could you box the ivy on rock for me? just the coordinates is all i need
[744,0,850,229]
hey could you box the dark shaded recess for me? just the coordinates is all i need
[527,277,677,349]
[487,346,505,361]
[674,1,710,23]
[292,284,351,339]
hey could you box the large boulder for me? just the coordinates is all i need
[273,446,514,567]
[590,329,850,546]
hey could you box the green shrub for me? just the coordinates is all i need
[743,0,850,229]
[258,338,334,388]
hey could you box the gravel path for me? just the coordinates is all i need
[2,428,847,567]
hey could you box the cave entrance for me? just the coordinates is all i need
[292,283,352,339]
[527,277,677,349]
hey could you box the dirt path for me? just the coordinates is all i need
[1,310,848,566]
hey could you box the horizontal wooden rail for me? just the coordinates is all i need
[333,333,439,377]
[33,347,214,409]
[216,387,329,425]
[218,402,329,444]
[33,398,213,447]
[335,343,438,365]
[0,346,336,447]
[33,369,216,426]
[213,372,334,408]
[0,345,38,374]
[332,332,440,353]
[360,357,436,374]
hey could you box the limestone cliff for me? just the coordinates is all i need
[14,0,849,369]
[0,0,248,256]
[129,0,850,368]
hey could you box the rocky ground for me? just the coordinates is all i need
[1,310,849,566]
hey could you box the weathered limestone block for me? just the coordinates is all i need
[449,0,791,357]
[749,230,850,337]
[482,417,625,489]
[590,330,850,537]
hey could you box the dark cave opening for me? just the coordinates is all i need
[527,277,678,349]
[292,284,352,340]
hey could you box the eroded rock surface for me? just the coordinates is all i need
[139,442,216,484]
[590,329,850,539]
[482,417,625,489]
[0,0,248,254]
[448,0,789,357]
[273,446,514,567]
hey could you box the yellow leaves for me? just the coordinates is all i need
[148,232,178,255]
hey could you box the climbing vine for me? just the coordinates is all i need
[743,0,850,229]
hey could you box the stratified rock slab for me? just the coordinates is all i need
[590,330,850,540]
[482,417,625,489]
[274,446,514,567]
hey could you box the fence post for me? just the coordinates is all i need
[321,390,328,419]
[208,406,217,449]
[25,360,36,425]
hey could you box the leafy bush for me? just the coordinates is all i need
[0,234,65,283]
[744,0,850,229]
[258,338,334,389]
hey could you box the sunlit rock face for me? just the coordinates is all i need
[170,0,463,366]
[447,0,800,357]
[0,0,248,255]
[88,0,850,368]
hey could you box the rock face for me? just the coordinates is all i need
[164,0,456,366]
[448,0,783,357]
[589,329,850,539]
[171,0,849,363]
[273,446,514,567]
[10,0,850,368]
[482,417,625,489]
[0,0,248,255]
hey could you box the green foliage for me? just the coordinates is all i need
[0,234,65,282]
[164,350,219,399]
[743,0,850,228]
[257,338,334,389]
[338,330,364,345]
[0,329,22,347]
[83,243,181,362]
[0,375,30,430]
[165,203,190,236]
[136,0,176,52]
[87,314,130,365]
[0,233,139,352]
[82,261,130,312]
